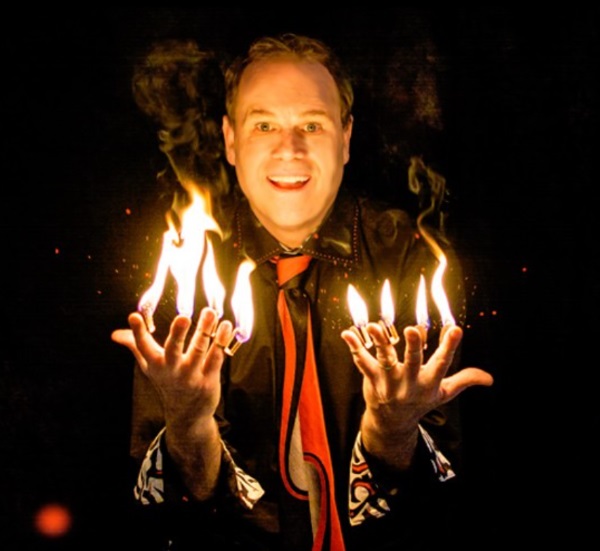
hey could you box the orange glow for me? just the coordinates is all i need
[34,503,72,538]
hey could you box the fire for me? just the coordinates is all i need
[410,155,456,329]
[347,284,373,348]
[225,259,256,356]
[430,254,455,327]
[137,188,220,332]
[202,236,225,319]
[380,279,394,325]
[416,274,430,328]
[347,284,369,327]
[135,184,256,355]
[379,279,400,344]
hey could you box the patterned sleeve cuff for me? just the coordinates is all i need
[134,427,166,505]
[348,425,455,526]
[134,428,265,510]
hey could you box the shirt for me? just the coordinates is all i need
[131,187,466,550]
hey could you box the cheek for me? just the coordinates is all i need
[239,142,270,172]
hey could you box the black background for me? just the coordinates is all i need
[2,7,596,549]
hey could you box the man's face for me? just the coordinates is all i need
[223,59,352,247]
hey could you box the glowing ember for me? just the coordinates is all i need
[34,503,72,538]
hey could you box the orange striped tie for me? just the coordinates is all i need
[276,254,345,551]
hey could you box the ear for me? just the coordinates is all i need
[342,115,353,165]
[222,115,236,166]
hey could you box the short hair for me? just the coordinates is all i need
[224,33,354,128]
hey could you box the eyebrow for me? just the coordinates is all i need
[243,108,331,123]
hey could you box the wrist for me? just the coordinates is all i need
[361,407,419,442]
[361,409,419,472]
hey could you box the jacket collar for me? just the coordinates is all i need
[232,188,360,269]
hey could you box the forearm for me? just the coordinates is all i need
[360,408,419,472]
[164,416,222,501]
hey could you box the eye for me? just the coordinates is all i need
[304,122,321,133]
[255,122,272,132]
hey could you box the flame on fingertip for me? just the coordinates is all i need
[416,274,430,328]
[411,157,455,328]
[202,236,225,319]
[347,284,369,327]
[137,188,221,328]
[230,259,256,342]
[380,279,395,325]
[431,254,455,326]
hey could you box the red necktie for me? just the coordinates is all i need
[276,255,345,551]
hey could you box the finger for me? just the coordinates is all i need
[425,325,463,380]
[127,312,164,364]
[367,322,399,372]
[439,367,494,403]
[341,328,382,378]
[187,307,219,364]
[111,328,135,348]
[402,326,423,377]
[203,319,233,378]
[164,315,192,365]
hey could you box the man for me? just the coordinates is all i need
[112,33,493,550]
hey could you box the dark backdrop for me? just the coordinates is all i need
[2,7,596,550]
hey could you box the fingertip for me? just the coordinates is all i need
[215,319,233,340]
[450,325,463,338]
[340,328,360,348]
[128,311,141,323]
[127,312,146,331]
[199,306,218,325]
[221,318,234,332]
[404,326,421,343]
[173,315,192,329]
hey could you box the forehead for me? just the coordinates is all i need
[235,59,341,119]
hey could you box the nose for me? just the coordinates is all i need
[272,128,306,160]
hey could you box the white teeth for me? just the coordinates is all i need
[269,175,309,184]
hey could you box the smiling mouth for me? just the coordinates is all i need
[268,175,310,190]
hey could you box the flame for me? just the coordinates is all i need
[410,157,455,328]
[347,284,369,327]
[380,279,394,324]
[431,254,455,326]
[202,236,225,319]
[137,188,221,330]
[416,274,430,327]
[379,279,400,344]
[230,259,256,342]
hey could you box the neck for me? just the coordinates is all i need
[261,220,314,251]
